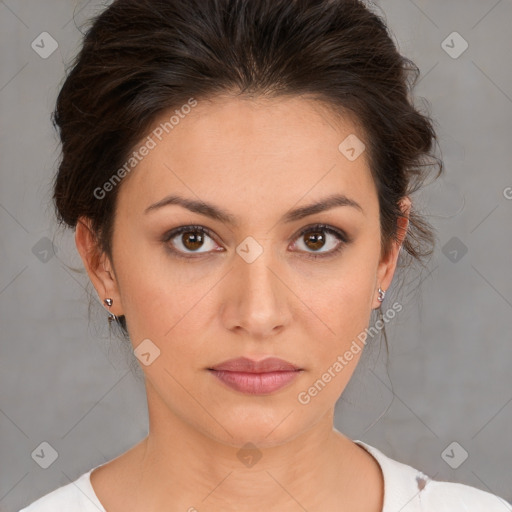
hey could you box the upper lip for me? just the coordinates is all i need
[209,357,302,373]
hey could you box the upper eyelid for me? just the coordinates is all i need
[295,223,349,239]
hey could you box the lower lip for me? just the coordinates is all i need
[208,369,302,395]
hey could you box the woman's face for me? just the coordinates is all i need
[80,95,406,448]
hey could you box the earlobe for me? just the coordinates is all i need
[75,217,123,316]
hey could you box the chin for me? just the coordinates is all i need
[204,411,309,450]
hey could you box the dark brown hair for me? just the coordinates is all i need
[52,0,443,341]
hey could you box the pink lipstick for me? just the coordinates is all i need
[208,356,303,395]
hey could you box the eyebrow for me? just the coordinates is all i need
[144,193,364,226]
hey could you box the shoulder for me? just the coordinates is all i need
[354,440,511,512]
[18,467,105,512]
[419,479,511,511]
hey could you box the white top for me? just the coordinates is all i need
[19,440,511,511]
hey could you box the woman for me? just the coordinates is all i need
[20,0,511,510]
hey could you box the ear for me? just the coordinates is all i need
[372,196,411,310]
[75,216,124,317]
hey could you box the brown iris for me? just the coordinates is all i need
[303,230,326,251]
[181,230,205,251]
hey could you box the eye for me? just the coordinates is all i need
[162,223,350,260]
[291,223,349,259]
[162,225,222,258]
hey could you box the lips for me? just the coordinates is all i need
[208,356,302,373]
[208,357,303,394]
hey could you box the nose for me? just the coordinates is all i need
[221,243,292,339]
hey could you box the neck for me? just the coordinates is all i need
[119,381,382,511]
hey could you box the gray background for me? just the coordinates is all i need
[1,0,511,510]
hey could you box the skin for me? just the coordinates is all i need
[76,94,410,511]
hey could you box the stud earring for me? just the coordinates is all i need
[103,297,117,324]
[377,287,386,303]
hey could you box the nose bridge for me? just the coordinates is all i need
[240,240,276,292]
[238,236,279,303]
[227,235,289,336]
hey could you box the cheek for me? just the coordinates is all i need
[111,231,180,342]
[302,258,376,384]
[329,276,374,337]
[293,287,373,410]
[311,251,375,331]
[114,262,221,390]
[118,267,206,346]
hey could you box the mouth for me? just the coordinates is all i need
[207,357,304,395]
[207,368,303,395]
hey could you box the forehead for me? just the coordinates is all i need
[116,94,378,222]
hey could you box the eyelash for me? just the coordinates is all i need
[161,223,350,260]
